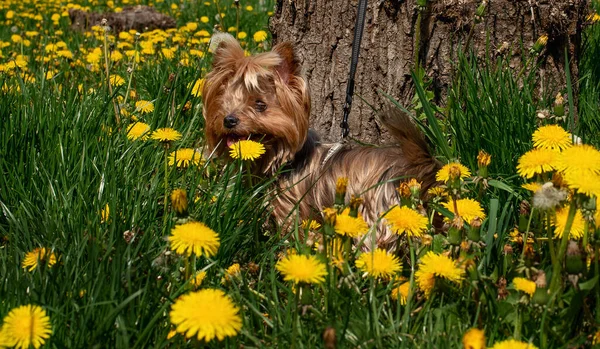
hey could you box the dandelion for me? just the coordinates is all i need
[477,150,491,167]
[169,148,203,168]
[169,221,220,257]
[415,251,464,297]
[563,172,600,197]
[334,208,369,237]
[427,186,447,197]
[522,182,542,192]
[532,182,567,210]
[490,339,538,349]
[462,328,486,349]
[1,305,52,349]
[126,122,151,140]
[237,32,247,40]
[222,263,241,284]
[383,205,428,238]
[190,78,204,97]
[436,162,471,182]
[516,148,559,178]
[553,207,585,239]
[21,248,58,272]
[135,100,155,114]
[301,219,321,231]
[152,128,182,142]
[276,253,327,284]
[355,249,401,279]
[512,277,536,296]
[390,282,410,305]
[228,140,265,161]
[170,289,242,341]
[171,189,188,215]
[253,30,268,42]
[100,203,110,223]
[442,198,486,223]
[555,144,600,179]
[109,74,125,87]
[532,125,572,151]
[200,16,209,23]
[191,271,207,287]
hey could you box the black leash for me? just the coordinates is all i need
[340,0,368,139]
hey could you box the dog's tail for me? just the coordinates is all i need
[380,107,440,189]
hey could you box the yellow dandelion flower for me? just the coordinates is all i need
[221,263,241,284]
[237,32,247,40]
[151,128,182,142]
[191,271,206,287]
[462,328,486,349]
[1,305,52,349]
[516,148,559,178]
[301,219,321,231]
[563,171,600,197]
[169,221,220,257]
[490,339,538,349]
[228,140,265,161]
[253,30,268,43]
[477,150,491,167]
[170,289,242,341]
[355,249,402,279]
[169,148,203,167]
[190,78,204,97]
[415,251,464,297]
[391,282,411,305]
[553,208,585,240]
[21,248,58,272]
[100,203,110,223]
[126,122,151,140]
[171,189,188,214]
[512,277,536,296]
[442,198,486,223]
[276,253,327,284]
[436,162,471,182]
[427,186,447,197]
[109,74,125,87]
[383,205,428,238]
[555,144,600,178]
[532,124,572,151]
[135,100,154,114]
[200,16,209,23]
[522,182,542,192]
[334,208,369,237]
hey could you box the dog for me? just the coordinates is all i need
[202,33,439,250]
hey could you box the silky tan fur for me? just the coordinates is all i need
[202,34,439,250]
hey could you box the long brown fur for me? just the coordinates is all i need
[202,34,439,250]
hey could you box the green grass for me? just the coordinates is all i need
[1,0,600,348]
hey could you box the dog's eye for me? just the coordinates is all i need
[254,100,267,112]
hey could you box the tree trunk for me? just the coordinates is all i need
[269,0,589,144]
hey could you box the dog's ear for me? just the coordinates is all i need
[272,42,300,83]
[210,33,244,68]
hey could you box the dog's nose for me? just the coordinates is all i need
[223,115,239,129]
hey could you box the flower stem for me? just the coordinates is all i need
[291,284,301,348]
[401,238,416,331]
[549,201,577,295]
[162,147,170,234]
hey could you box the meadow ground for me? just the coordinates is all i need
[1,0,600,348]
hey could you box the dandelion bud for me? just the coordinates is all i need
[532,270,549,305]
[553,92,565,117]
[475,0,487,22]
[422,234,433,246]
[448,216,463,246]
[476,150,491,178]
[335,177,348,206]
[397,182,412,206]
[170,189,188,216]
[518,200,530,231]
[323,326,337,349]
[322,207,337,237]
[467,217,482,242]
[565,241,585,275]
[408,178,421,198]
[348,195,363,217]
[532,34,548,53]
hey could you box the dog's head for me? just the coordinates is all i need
[202,33,311,173]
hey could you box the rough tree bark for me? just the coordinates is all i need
[269,0,589,144]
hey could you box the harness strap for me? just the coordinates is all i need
[340,0,368,139]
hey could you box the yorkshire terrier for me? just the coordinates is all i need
[202,33,439,250]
